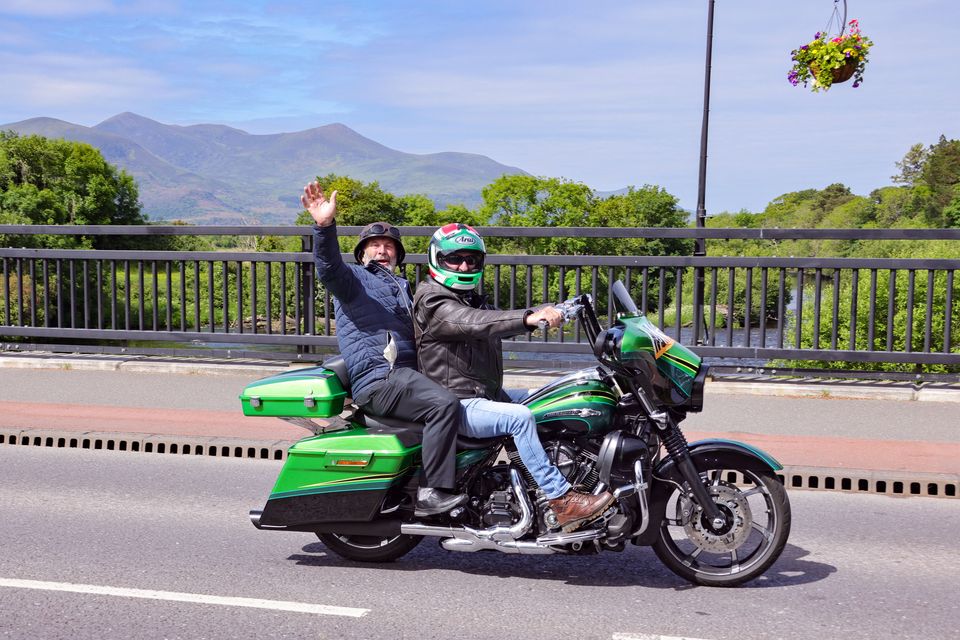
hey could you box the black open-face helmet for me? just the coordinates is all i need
[353,221,405,265]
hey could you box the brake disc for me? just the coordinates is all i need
[679,483,753,553]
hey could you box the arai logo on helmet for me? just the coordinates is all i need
[454,235,477,245]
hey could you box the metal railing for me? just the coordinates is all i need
[1,225,958,375]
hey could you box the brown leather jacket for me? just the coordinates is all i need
[413,279,532,401]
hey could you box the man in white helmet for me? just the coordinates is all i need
[414,223,614,532]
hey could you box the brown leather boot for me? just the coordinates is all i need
[548,490,615,532]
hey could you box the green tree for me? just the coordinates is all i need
[891,142,929,186]
[812,182,855,214]
[589,185,690,256]
[293,174,406,228]
[868,186,920,229]
[918,135,960,227]
[478,174,595,255]
[0,132,146,249]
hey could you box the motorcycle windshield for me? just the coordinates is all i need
[618,315,702,398]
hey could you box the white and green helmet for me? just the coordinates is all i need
[428,223,486,291]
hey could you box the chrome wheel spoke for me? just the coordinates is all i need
[751,520,774,542]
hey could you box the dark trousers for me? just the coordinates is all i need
[356,367,460,489]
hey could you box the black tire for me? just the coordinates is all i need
[317,532,422,563]
[652,467,791,587]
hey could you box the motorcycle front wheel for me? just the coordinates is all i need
[652,467,790,587]
[317,532,422,563]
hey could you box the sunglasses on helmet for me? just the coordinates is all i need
[366,223,401,239]
[442,253,483,268]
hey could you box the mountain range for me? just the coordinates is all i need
[1,112,527,224]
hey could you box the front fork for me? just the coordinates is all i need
[626,377,725,531]
[657,418,726,530]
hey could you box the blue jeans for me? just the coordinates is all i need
[459,389,571,500]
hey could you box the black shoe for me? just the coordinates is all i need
[414,488,468,517]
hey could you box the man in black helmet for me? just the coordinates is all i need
[301,180,466,517]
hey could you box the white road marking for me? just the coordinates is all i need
[0,578,368,618]
[613,634,714,640]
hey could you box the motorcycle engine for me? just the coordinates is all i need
[476,466,520,527]
[482,490,517,527]
[543,442,601,492]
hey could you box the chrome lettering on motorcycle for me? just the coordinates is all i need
[543,408,603,419]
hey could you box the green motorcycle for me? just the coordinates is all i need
[243,280,791,587]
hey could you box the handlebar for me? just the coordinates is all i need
[537,297,589,335]
[554,299,585,323]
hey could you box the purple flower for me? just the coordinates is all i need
[814,31,822,39]
[800,44,808,50]
[852,81,861,88]
[787,70,799,86]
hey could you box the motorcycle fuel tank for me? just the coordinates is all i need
[524,368,618,437]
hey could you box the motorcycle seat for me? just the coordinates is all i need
[353,410,507,451]
[321,356,351,394]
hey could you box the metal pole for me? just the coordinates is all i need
[693,0,715,345]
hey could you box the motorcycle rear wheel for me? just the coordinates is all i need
[652,467,790,587]
[317,532,422,563]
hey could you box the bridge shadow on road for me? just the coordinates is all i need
[287,541,834,590]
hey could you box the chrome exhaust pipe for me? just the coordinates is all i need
[404,467,612,554]
[631,458,650,537]
[249,509,263,529]
[534,528,604,547]
[444,527,605,554]
[403,468,536,546]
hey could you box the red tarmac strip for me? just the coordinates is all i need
[0,401,306,441]
[1,401,958,475]
[685,430,960,476]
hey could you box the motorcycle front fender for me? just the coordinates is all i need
[679,438,782,473]
[632,439,784,547]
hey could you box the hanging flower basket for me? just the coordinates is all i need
[788,19,873,92]
[813,58,857,84]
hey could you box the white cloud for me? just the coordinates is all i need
[0,0,115,17]
[0,51,177,121]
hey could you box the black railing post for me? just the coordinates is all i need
[299,233,314,356]
[693,0,716,346]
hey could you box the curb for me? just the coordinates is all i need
[0,354,294,378]
[704,380,918,402]
[3,352,960,403]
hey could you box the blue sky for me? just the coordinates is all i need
[1,1,957,215]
